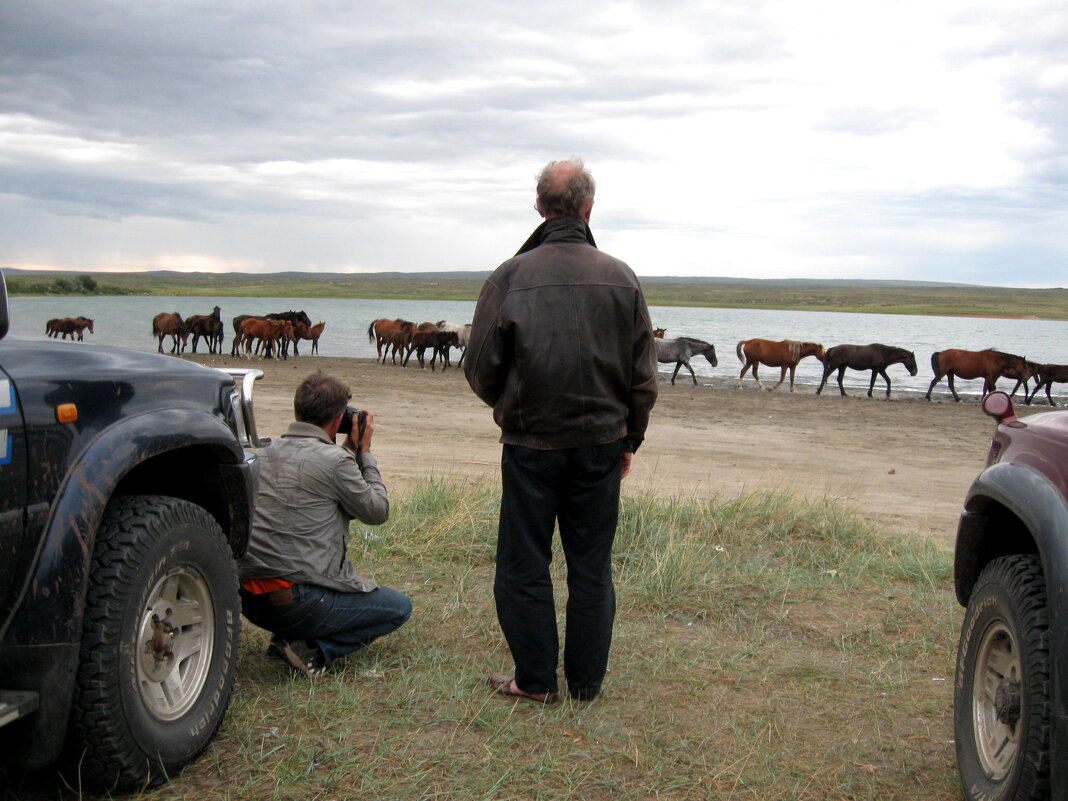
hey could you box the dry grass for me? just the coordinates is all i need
[7,479,962,800]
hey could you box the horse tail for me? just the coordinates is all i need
[367,320,376,342]
[930,351,941,375]
[736,340,746,363]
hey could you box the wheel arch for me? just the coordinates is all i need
[954,460,1068,801]
[5,408,252,648]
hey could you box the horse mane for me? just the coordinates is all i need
[677,336,711,348]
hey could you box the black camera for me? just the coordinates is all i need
[337,405,366,436]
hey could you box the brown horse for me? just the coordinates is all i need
[653,327,666,338]
[239,318,290,360]
[1026,363,1068,406]
[293,321,326,356]
[47,317,94,341]
[736,338,825,392]
[368,318,415,364]
[186,306,224,354]
[816,343,918,398]
[152,312,188,354]
[925,349,1030,401]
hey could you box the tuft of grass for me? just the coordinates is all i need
[5,478,962,801]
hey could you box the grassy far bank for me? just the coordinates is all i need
[7,478,961,800]
[6,270,1068,319]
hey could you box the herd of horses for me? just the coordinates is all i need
[39,309,1068,405]
[147,307,327,359]
[655,330,1067,405]
[367,319,469,371]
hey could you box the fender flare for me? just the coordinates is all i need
[5,408,249,646]
[954,459,1068,800]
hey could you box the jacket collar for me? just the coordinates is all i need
[514,216,597,256]
[282,420,335,444]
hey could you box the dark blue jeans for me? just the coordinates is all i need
[495,441,623,700]
[240,583,412,667]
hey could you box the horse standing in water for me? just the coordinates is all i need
[655,337,718,385]
[925,348,1030,401]
[816,343,918,398]
[47,317,94,341]
[736,339,825,392]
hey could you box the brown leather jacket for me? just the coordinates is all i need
[464,217,658,452]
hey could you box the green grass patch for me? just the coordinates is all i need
[8,478,962,800]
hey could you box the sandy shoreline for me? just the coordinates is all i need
[184,353,1015,550]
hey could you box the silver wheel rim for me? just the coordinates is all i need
[972,620,1021,780]
[136,567,215,721]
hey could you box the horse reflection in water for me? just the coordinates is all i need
[655,337,718,385]
[816,343,918,398]
[736,338,825,392]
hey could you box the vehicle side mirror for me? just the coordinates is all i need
[0,271,9,341]
[982,391,1025,428]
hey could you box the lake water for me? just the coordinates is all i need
[8,295,1068,400]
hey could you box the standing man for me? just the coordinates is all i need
[464,159,658,702]
[237,371,412,677]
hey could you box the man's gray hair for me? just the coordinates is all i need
[536,159,596,218]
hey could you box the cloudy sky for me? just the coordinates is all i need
[1,1,1065,286]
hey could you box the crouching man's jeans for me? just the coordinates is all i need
[240,583,412,667]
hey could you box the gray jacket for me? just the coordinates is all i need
[237,421,389,592]
[464,216,658,452]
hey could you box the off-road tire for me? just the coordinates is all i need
[954,555,1051,801]
[65,495,241,789]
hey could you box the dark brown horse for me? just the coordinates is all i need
[653,327,666,338]
[925,349,1030,401]
[368,318,415,364]
[1026,363,1068,406]
[152,312,188,354]
[404,323,459,371]
[736,338,825,392]
[47,317,94,341]
[816,343,918,398]
[186,306,224,354]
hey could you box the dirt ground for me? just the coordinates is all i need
[190,354,1013,550]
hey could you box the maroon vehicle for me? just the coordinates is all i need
[953,391,1068,801]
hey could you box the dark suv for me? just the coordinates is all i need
[0,273,266,789]
[954,390,1068,801]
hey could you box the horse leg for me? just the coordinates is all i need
[947,373,961,402]
[835,367,847,396]
[816,363,832,395]
[671,362,682,385]
[786,366,796,392]
[686,359,697,385]
[766,366,786,392]
[924,373,942,401]
[157,333,164,354]
[737,362,752,388]
[876,369,891,398]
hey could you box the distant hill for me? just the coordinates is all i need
[2,267,976,290]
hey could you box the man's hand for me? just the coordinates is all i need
[346,411,375,455]
[621,450,633,479]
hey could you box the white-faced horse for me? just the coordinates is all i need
[655,337,718,385]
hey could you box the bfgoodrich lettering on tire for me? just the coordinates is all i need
[66,495,241,789]
[954,555,1051,801]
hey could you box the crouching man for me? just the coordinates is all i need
[237,371,411,677]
